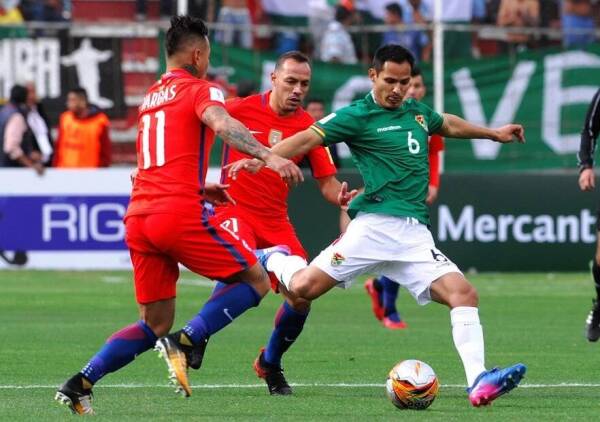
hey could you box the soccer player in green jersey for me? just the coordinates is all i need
[231,44,526,407]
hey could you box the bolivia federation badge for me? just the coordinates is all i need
[331,252,345,266]
[415,114,428,131]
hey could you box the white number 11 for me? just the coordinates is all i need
[141,110,166,169]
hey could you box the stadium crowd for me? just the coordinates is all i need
[1,1,599,56]
[0,0,598,169]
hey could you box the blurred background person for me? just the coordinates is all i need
[0,84,44,175]
[24,82,53,166]
[135,0,173,20]
[308,0,333,58]
[0,0,23,24]
[215,0,253,49]
[383,2,431,63]
[53,87,112,168]
[496,0,540,51]
[305,98,340,167]
[320,4,358,64]
[561,0,596,48]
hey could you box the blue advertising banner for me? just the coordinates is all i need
[0,196,129,250]
[0,168,220,269]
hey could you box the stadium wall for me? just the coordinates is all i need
[0,169,595,272]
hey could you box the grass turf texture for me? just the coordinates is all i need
[1,271,598,420]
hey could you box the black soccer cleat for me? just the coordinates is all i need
[585,299,600,342]
[54,374,95,415]
[253,348,292,395]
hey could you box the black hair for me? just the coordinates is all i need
[9,84,27,105]
[411,65,422,78]
[274,50,311,71]
[335,5,353,23]
[68,87,88,102]
[372,44,415,73]
[166,15,209,57]
[385,3,403,19]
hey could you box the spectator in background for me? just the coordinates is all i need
[383,2,430,62]
[305,98,340,167]
[27,0,69,21]
[0,0,24,24]
[24,82,53,165]
[308,0,333,57]
[0,84,44,175]
[135,0,173,20]
[320,4,358,64]
[562,0,596,48]
[53,87,111,168]
[215,0,253,49]
[496,0,540,50]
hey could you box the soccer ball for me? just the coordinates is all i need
[385,359,439,410]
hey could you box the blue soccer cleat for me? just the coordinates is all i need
[467,363,527,407]
[254,245,290,268]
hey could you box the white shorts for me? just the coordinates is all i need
[311,212,462,305]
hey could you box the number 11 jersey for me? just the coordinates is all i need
[126,69,226,218]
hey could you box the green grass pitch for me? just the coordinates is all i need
[1,271,599,420]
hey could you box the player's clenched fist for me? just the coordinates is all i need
[494,124,525,144]
[263,153,304,186]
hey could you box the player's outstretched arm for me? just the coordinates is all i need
[271,128,324,159]
[438,113,525,144]
[202,105,303,184]
[225,128,323,180]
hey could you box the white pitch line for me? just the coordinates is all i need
[2,383,600,390]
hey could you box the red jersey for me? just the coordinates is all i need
[126,69,226,218]
[219,91,337,219]
[428,134,445,188]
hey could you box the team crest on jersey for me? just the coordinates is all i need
[269,129,283,146]
[415,114,428,131]
[331,252,345,266]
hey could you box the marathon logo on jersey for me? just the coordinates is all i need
[268,129,283,146]
[140,85,177,112]
[331,252,345,266]
[377,125,403,133]
[415,115,428,131]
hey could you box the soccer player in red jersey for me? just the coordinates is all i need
[204,51,352,395]
[363,66,446,329]
[54,16,302,415]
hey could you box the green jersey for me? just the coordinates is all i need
[311,92,444,225]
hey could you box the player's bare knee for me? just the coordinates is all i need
[289,273,314,300]
[240,264,271,298]
[595,254,600,267]
[286,295,311,312]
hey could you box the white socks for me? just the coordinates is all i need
[265,253,307,290]
[450,306,486,387]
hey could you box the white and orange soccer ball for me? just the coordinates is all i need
[385,359,439,410]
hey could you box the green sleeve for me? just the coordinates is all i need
[418,102,444,134]
[311,105,363,146]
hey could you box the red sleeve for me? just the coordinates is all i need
[428,135,444,188]
[306,146,337,178]
[193,82,227,120]
[99,120,112,167]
